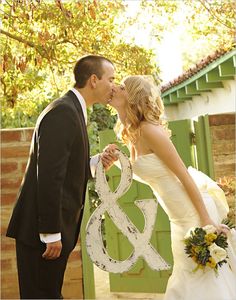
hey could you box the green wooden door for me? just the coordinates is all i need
[168,119,196,167]
[98,120,194,293]
[81,191,95,299]
[194,115,215,179]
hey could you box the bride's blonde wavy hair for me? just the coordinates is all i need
[115,75,169,144]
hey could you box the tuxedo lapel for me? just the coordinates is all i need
[67,91,90,160]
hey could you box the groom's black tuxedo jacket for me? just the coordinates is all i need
[7,91,91,253]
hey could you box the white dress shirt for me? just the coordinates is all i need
[40,88,99,243]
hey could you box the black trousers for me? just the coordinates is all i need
[16,241,69,299]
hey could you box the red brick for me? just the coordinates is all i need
[1,193,17,205]
[1,288,19,300]
[1,273,19,297]
[69,250,81,261]
[62,279,83,299]
[1,178,22,190]
[0,235,15,249]
[1,162,18,174]
[1,146,30,159]
[1,129,34,143]
[1,258,12,269]
[1,275,19,286]
[1,241,15,252]
[1,225,7,235]
[1,130,22,143]
[212,142,235,154]
[212,127,235,140]
[21,162,28,173]
[209,114,235,126]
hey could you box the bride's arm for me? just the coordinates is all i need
[102,144,147,183]
[140,123,215,227]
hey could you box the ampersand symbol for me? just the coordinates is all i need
[86,151,170,273]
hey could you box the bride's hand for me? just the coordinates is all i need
[101,144,119,171]
[103,144,119,154]
[217,223,230,235]
[201,217,230,235]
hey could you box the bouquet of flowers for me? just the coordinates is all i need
[184,224,229,274]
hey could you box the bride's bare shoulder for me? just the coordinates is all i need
[140,122,167,136]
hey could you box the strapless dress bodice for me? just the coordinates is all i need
[132,153,181,191]
[132,153,199,223]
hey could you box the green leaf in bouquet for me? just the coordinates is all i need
[222,218,235,229]
[215,234,228,249]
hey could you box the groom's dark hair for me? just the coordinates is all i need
[74,55,113,88]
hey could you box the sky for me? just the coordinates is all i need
[120,0,184,83]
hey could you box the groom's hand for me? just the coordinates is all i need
[42,240,62,260]
[101,144,119,171]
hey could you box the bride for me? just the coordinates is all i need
[106,75,236,300]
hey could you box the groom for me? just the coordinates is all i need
[6,55,117,299]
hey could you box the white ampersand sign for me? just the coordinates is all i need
[86,151,170,273]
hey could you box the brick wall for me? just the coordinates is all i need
[1,128,83,299]
[209,114,235,179]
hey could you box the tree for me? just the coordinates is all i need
[0,0,157,128]
[1,0,235,129]
[139,0,235,70]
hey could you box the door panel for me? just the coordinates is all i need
[168,119,195,167]
[194,115,215,179]
[92,121,193,293]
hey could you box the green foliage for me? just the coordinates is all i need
[180,0,235,69]
[221,218,235,230]
[215,233,228,249]
[136,0,235,70]
[1,80,57,128]
[87,104,117,156]
[140,0,179,35]
[0,0,157,128]
[1,0,235,129]
[197,246,210,265]
[184,228,206,247]
[90,104,117,132]
[87,104,117,215]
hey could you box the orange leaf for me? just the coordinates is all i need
[89,5,96,20]
[44,30,51,40]
[55,0,63,11]
[18,61,27,73]
[77,1,83,10]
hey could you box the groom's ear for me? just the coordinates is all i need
[90,74,98,89]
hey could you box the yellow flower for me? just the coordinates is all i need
[191,245,203,254]
[198,264,204,269]
[192,256,197,262]
[207,257,216,268]
[205,233,217,245]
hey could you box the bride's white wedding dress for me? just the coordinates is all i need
[132,153,236,300]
